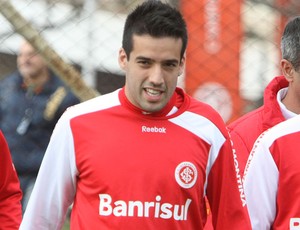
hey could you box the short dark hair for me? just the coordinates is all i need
[122,0,188,60]
[281,16,300,71]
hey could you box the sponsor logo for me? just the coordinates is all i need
[228,135,247,207]
[228,130,247,207]
[99,194,192,220]
[142,126,166,133]
[232,145,247,207]
[290,218,300,230]
[175,162,197,189]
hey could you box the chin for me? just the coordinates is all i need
[146,106,164,114]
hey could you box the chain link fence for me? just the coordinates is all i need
[0,0,299,121]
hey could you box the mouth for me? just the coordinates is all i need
[145,88,162,96]
[144,88,164,102]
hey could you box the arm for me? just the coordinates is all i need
[0,131,22,229]
[20,112,78,230]
[206,132,251,229]
[243,135,278,230]
[229,129,253,178]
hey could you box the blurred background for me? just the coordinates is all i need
[0,0,299,123]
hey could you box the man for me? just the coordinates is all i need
[243,114,300,229]
[0,41,80,212]
[0,131,22,229]
[227,16,300,177]
[20,1,250,229]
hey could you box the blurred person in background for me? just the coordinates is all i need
[227,16,300,178]
[0,40,80,212]
[243,114,300,229]
[0,130,22,229]
[20,1,251,229]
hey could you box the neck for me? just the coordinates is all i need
[23,72,50,90]
[282,90,300,114]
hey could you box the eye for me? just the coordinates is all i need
[138,60,150,65]
[137,59,152,68]
[163,61,177,68]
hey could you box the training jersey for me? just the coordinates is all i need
[20,87,250,230]
[227,76,289,176]
[243,114,300,230]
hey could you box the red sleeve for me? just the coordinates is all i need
[228,130,251,177]
[0,131,22,229]
[206,133,251,229]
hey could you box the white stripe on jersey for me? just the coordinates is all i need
[170,111,226,195]
[65,89,121,120]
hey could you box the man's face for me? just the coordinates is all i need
[119,35,185,113]
[290,67,300,103]
[17,42,47,80]
[280,58,300,113]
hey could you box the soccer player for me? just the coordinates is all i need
[228,16,300,177]
[244,114,300,229]
[20,1,250,229]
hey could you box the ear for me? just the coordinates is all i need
[118,48,127,70]
[178,53,186,76]
[281,59,294,82]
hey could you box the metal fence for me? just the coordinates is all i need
[0,0,299,122]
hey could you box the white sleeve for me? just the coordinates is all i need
[20,112,78,230]
[243,138,278,230]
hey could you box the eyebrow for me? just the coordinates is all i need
[135,56,151,61]
[135,56,179,64]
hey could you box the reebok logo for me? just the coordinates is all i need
[142,126,166,133]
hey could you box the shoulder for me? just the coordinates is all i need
[0,72,21,86]
[182,95,229,140]
[47,75,80,105]
[247,115,300,161]
[228,106,264,134]
[262,115,300,145]
[227,107,266,154]
[63,89,121,121]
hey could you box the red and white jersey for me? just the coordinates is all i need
[20,87,250,230]
[244,114,300,230]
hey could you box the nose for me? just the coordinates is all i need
[149,65,164,85]
[18,53,30,64]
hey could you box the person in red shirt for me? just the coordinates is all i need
[227,16,300,178]
[20,1,250,229]
[0,130,22,229]
[244,114,300,229]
